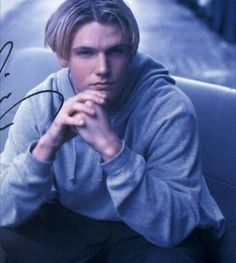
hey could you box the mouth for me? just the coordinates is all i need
[91,82,114,90]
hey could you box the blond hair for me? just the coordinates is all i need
[45,0,140,59]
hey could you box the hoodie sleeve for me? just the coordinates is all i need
[0,94,54,227]
[100,86,221,247]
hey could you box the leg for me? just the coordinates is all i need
[106,223,208,263]
[0,201,109,263]
[0,246,10,263]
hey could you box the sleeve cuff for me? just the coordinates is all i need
[25,140,54,174]
[99,141,145,179]
[99,140,125,166]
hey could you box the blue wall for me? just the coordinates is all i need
[177,0,236,43]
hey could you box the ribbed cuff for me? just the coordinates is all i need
[99,142,145,181]
[25,140,54,174]
[99,140,125,166]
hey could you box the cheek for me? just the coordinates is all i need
[69,62,93,89]
[115,61,130,79]
[70,61,91,76]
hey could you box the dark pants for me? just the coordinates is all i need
[0,201,208,263]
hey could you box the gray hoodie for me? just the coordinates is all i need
[0,52,224,247]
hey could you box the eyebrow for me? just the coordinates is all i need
[71,43,130,53]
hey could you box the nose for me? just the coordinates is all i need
[95,53,110,77]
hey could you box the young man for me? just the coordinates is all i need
[0,0,225,262]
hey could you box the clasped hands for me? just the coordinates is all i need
[33,90,122,161]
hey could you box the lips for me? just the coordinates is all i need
[91,82,114,90]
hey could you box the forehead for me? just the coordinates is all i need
[71,21,127,49]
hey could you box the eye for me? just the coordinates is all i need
[107,45,130,57]
[110,47,125,55]
[76,49,94,57]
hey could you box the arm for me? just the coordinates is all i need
[100,97,203,247]
[0,97,54,227]
[40,84,205,247]
[66,88,203,246]
[0,89,106,227]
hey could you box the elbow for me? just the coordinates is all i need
[146,233,187,248]
[0,207,37,228]
[0,208,21,228]
[146,228,194,248]
[146,212,199,248]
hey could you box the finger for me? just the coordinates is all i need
[66,114,86,127]
[61,97,93,115]
[82,89,107,98]
[85,100,105,117]
[85,100,94,107]
[68,103,96,116]
[72,91,106,104]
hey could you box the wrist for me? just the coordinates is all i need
[32,134,59,161]
[100,135,122,161]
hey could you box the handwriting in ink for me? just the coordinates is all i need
[0,90,64,131]
[0,93,12,104]
[0,41,13,77]
[0,41,65,131]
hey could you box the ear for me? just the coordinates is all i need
[57,57,69,68]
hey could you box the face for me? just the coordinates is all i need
[60,21,132,105]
